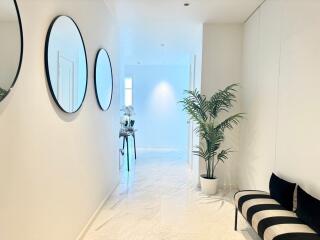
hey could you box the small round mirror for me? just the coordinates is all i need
[94,49,113,111]
[0,0,23,101]
[45,16,88,113]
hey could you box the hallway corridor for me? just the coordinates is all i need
[83,153,257,240]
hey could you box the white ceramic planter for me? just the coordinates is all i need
[200,175,219,195]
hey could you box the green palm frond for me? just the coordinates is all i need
[217,149,233,163]
[208,83,239,118]
[193,144,212,161]
[0,87,8,101]
[215,113,244,132]
[179,89,208,122]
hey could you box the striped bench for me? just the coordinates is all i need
[234,190,320,240]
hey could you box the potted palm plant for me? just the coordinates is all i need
[180,84,243,195]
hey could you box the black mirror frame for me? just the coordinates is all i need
[1,0,24,101]
[44,15,88,114]
[94,48,113,111]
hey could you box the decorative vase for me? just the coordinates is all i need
[200,174,219,195]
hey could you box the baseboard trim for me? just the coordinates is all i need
[75,183,119,240]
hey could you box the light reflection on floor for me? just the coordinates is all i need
[83,151,259,240]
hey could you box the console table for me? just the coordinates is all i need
[119,127,136,171]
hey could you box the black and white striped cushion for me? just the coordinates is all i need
[234,190,320,240]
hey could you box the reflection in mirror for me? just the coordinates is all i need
[95,49,113,111]
[45,16,88,113]
[0,0,23,101]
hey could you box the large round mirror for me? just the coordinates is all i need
[94,49,113,111]
[45,16,88,113]
[0,0,23,101]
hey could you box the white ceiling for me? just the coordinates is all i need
[113,0,264,24]
[108,0,264,66]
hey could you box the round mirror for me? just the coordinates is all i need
[45,16,88,113]
[94,49,113,111]
[0,0,23,101]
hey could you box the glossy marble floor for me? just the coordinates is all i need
[83,152,260,240]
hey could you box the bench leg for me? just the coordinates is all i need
[234,207,238,231]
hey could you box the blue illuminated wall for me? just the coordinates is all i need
[124,65,189,157]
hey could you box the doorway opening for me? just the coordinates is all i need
[120,64,191,167]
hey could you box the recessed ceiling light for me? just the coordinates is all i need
[184,3,190,6]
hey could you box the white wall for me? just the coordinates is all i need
[238,0,282,191]
[0,0,120,239]
[239,0,320,198]
[201,23,243,188]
